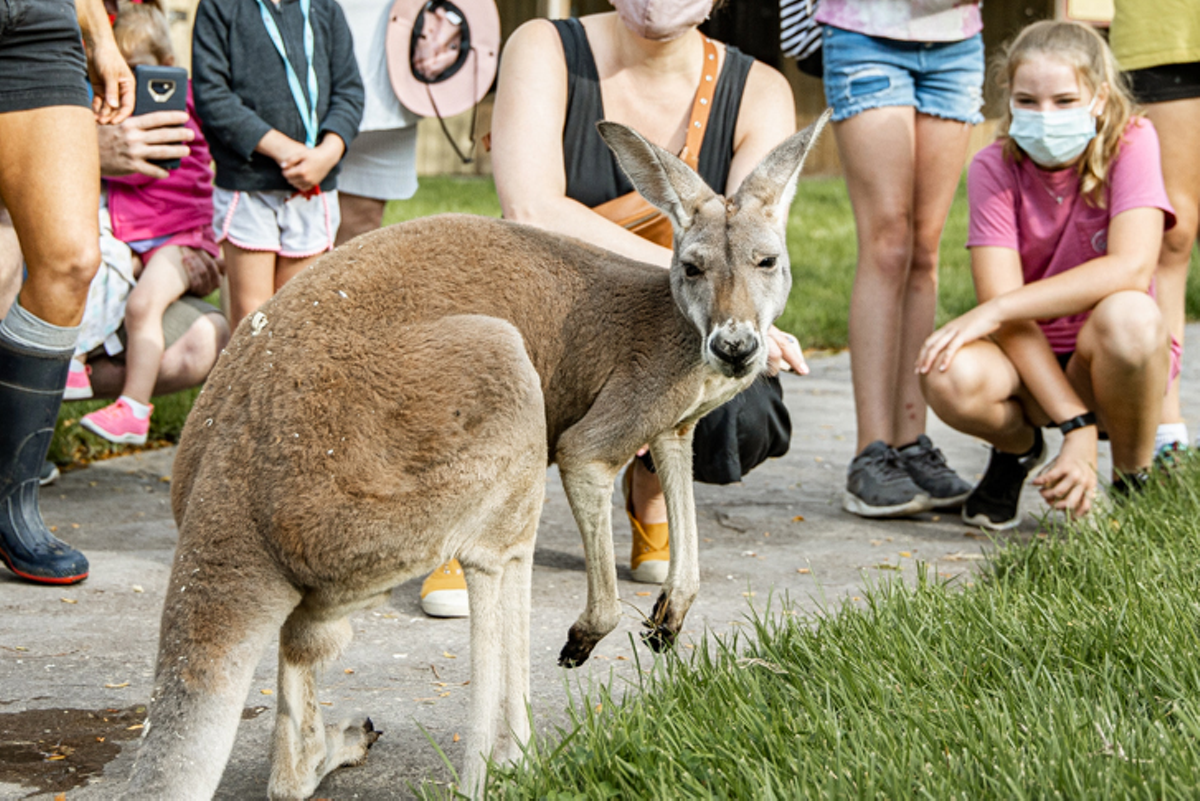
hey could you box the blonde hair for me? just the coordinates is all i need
[994,20,1137,207]
[113,1,174,67]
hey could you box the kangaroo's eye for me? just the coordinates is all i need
[758,256,777,269]
[682,261,703,278]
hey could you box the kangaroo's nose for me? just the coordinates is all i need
[710,331,759,367]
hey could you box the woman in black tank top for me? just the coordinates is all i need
[415,2,803,606]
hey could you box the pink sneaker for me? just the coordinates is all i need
[80,399,152,445]
[64,363,92,400]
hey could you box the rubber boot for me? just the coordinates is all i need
[0,336,89,584]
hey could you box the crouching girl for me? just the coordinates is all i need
[918,20,1178,530]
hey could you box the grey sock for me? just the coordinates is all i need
[0,301,79,355]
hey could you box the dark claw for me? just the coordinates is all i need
[558,627,599,668]
[641,593,678,653]
[640,623,677,653]
[363,717,382,747]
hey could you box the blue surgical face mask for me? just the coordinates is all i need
[1008,97,1098,168]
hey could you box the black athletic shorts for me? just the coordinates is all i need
[0,0,90,114]
[1124,61,1200,105]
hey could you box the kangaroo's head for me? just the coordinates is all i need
[599,110,831,379]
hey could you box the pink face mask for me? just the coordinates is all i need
[611,0,712,42]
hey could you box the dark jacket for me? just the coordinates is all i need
[192,0,364,192]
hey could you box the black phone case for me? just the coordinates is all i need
[133,65,189,171]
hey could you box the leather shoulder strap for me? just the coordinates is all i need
[678,37,720,171]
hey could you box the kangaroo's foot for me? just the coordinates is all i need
[326,716,382,769]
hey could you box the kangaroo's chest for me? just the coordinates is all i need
[675,371,757,430]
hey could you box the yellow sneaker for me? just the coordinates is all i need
[420,559,469,618]
[624,465,669,584]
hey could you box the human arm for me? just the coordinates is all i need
[491,20,675,268]
[916,206,1164,373]
[315,0,364,158]
[191,0,275,162]
[77,0,134,123]
[278,133,346,193]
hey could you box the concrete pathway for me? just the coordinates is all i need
[3,324,1197,799]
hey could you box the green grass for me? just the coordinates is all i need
[485,466,1200,798]
[50,175,1200,464]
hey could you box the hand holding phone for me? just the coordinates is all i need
[133,64,189,171]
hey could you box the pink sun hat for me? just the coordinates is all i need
[386,0,501,119]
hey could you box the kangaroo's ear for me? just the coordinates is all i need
[597,121,716,232]
[732,108,832,218]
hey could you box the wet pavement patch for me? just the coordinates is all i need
[0,705,146,796]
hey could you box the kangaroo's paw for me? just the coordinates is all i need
[327,716,382,770]
[640,622,678,653]
[558,626,601,668]
[640,592,679,653]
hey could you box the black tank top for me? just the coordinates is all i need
[553,18,754,208]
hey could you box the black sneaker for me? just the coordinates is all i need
[898,434,972,509]
[1111,470,1151,503]
[963,428,1048,531]
[843,440,932,518]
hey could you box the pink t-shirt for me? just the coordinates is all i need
[815,0,982,42]
[966,118,1176,353]
[106,84,214,244]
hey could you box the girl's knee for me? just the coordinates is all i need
[1087,293,1166,365]
[920,355,987,412]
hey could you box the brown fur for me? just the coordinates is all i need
[127,114,830,799]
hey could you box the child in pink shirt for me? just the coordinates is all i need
[76,2,219,445]
[918,20,1177,530]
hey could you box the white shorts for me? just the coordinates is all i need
[212,187,340,258]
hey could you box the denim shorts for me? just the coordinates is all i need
[821,26,984,124]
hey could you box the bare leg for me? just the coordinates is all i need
[1142,98,1200,428]
[223,242,278,326]
[89,311,229,398]
[0,106,101,325]
[835,106,917,450]
[275,253,322,291]
[0,201,22,317]
[1072,292,1168,474]
[335,192,386,247]
[921,339,1042,454]
[120,246,190,405]
[893,113,974,446]
[629,456,667,524]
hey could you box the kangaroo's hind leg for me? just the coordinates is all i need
[268,608,381,800]
[495,541,533,765]
[128,525,300,800]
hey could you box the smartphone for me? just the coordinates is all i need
[133,64,189,171]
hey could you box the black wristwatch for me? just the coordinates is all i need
[1056,412,1097,435]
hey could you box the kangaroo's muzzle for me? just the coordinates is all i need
[707,323,762,377]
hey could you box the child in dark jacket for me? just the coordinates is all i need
[77,1,221,445]
[192,0,363,325]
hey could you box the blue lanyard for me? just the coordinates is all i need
[256,0,320,147]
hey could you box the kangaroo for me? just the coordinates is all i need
[126,111,830,799]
